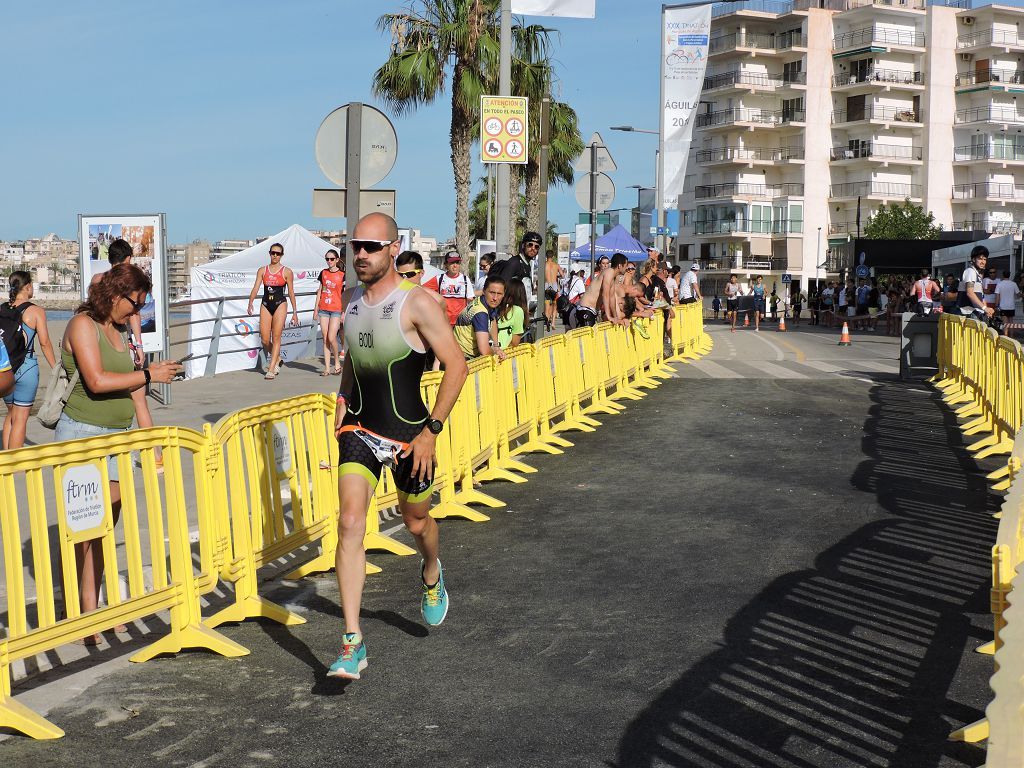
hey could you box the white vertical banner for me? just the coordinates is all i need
[661,5,712,210]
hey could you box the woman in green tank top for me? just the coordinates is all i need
[58,264,181,640]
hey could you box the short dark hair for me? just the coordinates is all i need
[396,250,424,270]
[1004,270,1011,279]
[971,245,989,260]
[610,254,628,269]
[108,238,133,265]
[480,251,496,264]
[484,275,507,291]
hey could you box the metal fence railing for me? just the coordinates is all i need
[831,68,923,87]
[829,181,922,198]
[832,105,920,123]
[694,182,805,200]
[952,182,1024,201]
[831,142,922,161]
[695,145,805,163]
[955,106,1024,125]
[955,68,1024,87]
[834,26,926,50]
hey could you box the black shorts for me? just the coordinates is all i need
[338,420,433,502]
[262,286,287,315]
[544,288,557,301]
[570,305,598,329]
[1001,309,1016,318]
[726,298,738,311]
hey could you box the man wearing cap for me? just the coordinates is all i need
[679,262,702,304]
[425,251,475,326]
[490,231,542,305]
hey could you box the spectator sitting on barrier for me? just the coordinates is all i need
[61,264,182,643]
[497,277,527,348]
[958,245,995,321]
[454,275,506,360]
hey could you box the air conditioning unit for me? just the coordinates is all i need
[959,52,974,61]
[962,16,975,25]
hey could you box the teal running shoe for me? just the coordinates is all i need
[421,560,449,626]
[327,632,367,679]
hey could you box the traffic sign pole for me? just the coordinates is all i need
[589,143,597,277]
[345,102,362,277]
[537,96,551,340]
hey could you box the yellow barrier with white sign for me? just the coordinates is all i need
[0,427,248,739]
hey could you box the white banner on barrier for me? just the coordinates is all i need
[661,5,711,209]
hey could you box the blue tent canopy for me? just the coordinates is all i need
[570,224,650,262]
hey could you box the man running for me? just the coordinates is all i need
[724,274,741,332]
[569,253,630,328]
[329,212,469,680]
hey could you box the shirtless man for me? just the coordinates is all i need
[543,250,562,331]
[568,253,631,328]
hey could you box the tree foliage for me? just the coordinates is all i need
[863,199,943,239]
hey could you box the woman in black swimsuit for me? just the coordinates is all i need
[247,242,299,379]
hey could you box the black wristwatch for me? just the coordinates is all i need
[426,418,444,435]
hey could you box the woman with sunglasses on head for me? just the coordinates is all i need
[2,271,57,450]
[60,264,181,643]
[247,242,298,380]
[314,249,346,376]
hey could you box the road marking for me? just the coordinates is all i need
[689,359,744,378]
[801,360,847,374]
[747,360,810,379]
[747,331,785,361]
[771,334,807,362]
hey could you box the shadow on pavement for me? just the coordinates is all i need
[616,382,996,768]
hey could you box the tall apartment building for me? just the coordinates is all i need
[167,240,211,299]
[681,0,1014,292]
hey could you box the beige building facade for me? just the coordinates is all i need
[682,0,1006,292]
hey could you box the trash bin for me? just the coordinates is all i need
[900,311,939,380]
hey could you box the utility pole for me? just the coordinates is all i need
[495,0,513,263]
[537,96,551,339]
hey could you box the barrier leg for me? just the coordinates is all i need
[363,498,416,557]
[973,438,1014,460]
[961,414,993,435]
[975,639,996,655]
[949,717,988,743]
[0,660,64,739]
[434,468,494,522]
[131,620,248,663]
[205,594,307,629]
[512,437,565,456]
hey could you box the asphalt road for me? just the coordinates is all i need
[0,324,1000,768]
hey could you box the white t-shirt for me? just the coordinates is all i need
[958,265,983,315]
[982,276,998,303]
[821,287,834,305]
[474,274,488,293]
[566,275,586,303]
[879,293,889,312]
[995,278,1020,311]
[724,281,740,299]
[838,288,848,307]
[664,277,678,301]
[679,270,699,299]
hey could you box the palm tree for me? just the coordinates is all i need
[374,1,499,258]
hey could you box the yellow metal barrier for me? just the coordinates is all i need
[936,316,1024,751]
[0,427,248,739]
[0,302,717,741]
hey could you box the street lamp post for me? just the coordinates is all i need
[610,125,665,255]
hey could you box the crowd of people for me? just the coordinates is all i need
[705,245,1024,337]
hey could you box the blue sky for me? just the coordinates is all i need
[0,1,665,244]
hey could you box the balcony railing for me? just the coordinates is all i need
[958,29,1024,49]
[704,70,781,90]
[833,27,925,49]
[829,181,921,197]
[955,68,1024,87]
[955,106,1024,125]
[831,68,923,87]
[828,221,860,234]
[692,218,805,236]
[952,182,1024,200]
[951,219,1023,234]
[777,31,808,50]
[709,32,778,54]
[831,142,923,160]
[832,105,919,123]
[694,182,805,199]
[695,146,805,163]
[712,0,793,18]
[953,145,1024,161]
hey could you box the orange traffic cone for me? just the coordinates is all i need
[777,314,787,332]
[837,321,852,346]
[743,313,750,328]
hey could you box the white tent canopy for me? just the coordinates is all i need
[186,224,336,378]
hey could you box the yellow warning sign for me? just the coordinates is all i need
[480,95,529,165]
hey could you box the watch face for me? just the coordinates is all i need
[428,419,443,434]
